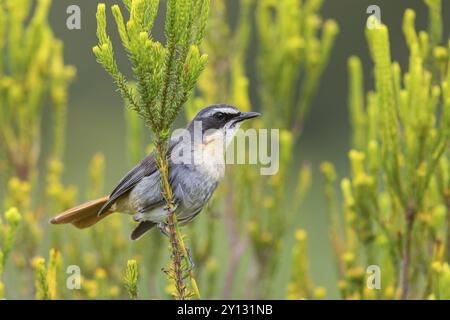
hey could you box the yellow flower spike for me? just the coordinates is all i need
[432,261,443,273]
[4,207,21,226]
[289,229,314,299]
[320,162,336,182]
[109,286,120,299]
[297,164,312,197]
[95,268,107,280]
[287,292,300,300]
[6,178,31,210]
[341,252,355,266]
[341,179,355,207]
[348,56,366,149]
[338,280,348,292]
[84,279,99,300]
[353,173,375,190]
[363,287,376,300]
[124,260,139,300]
[32,257,50,300]
[8,177,20,192]
[295,229,307,242]
[1,207,21,267]
[47,249,62,300]
[286,36,304,58]
[346,292,361,300]
[0,281,4,299]
[403,9,418,49]
[433,46,448,60]
[124,260,139,299]
[313,287,326,300]
[349,150,366,177]
[279,130,293,168]
[424,0,443,46]
[384,286,396,300]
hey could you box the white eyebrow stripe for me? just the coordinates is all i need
[205,107,239,117]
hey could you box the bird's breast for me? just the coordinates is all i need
[195,136,226,181]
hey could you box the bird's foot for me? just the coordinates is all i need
[158,222,170,238]
[163,199,178,214]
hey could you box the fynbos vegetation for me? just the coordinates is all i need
[322,0,450,299]
[1,0,449,301]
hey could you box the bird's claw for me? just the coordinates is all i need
[158,222,170,237]
[163,200,178,214]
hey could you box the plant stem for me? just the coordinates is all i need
[155,138,187,300]
[156,136,200,300]
[401,204,415,300]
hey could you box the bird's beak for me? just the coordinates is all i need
[235,111,261,123]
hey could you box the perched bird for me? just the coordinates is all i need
[50,104,260,240]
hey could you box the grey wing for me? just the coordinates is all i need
[98,140,177,216]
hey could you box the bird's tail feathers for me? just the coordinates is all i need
[50,196,113,229]
[130,221,156,241]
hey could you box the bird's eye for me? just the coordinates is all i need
[214,112,225,121]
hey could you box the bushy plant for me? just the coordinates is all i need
[322,0,450,299]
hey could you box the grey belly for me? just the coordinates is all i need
[125,165,219,225]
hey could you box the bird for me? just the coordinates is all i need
[50,104,260,241]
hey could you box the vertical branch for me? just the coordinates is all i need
[155,137,187,299]
[401,203,416,300]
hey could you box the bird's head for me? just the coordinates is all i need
[188,104,260,146]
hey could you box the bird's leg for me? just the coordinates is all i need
[159,200,178,237]
[161,200,194,270]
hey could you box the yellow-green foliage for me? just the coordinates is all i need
[257,0,338,137]
[249,0,337,298]
[322,0,450,299]
[124,260,139,299]
[0,0,75,181]
[0,0,337,300]
[32,250,61,300]
[0,207,21,296]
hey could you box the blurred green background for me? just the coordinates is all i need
[28,0,449,298]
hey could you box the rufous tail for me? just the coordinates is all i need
[50,196,113,229]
